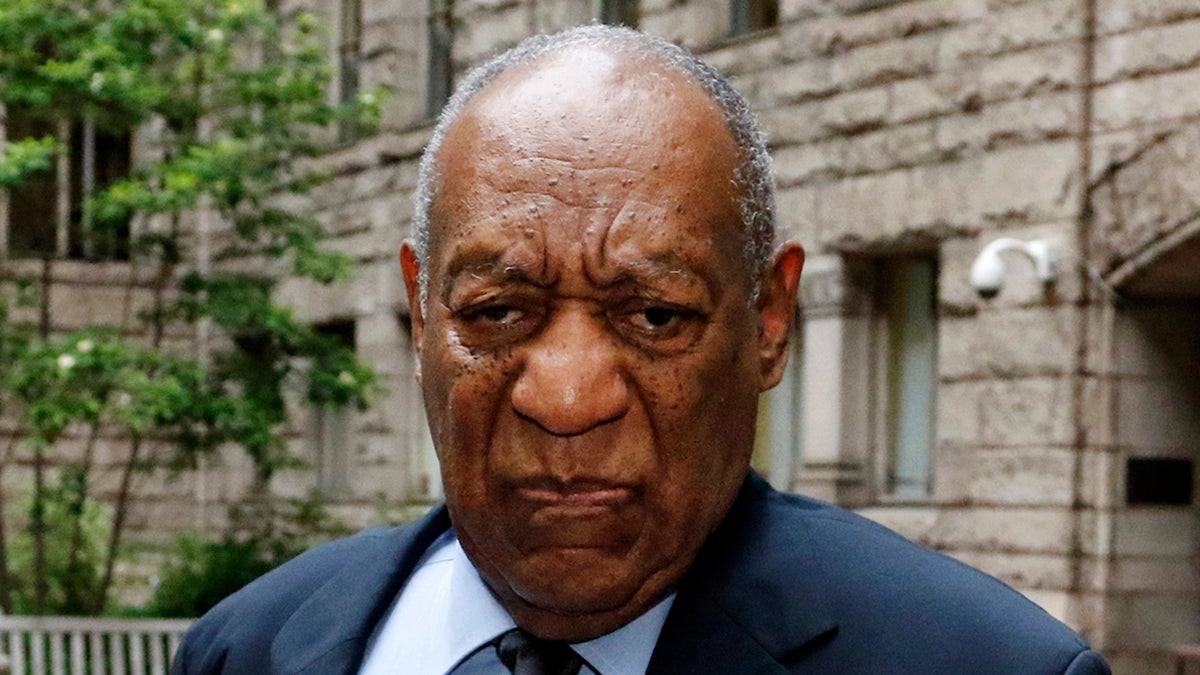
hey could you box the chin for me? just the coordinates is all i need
[510,548,645,614]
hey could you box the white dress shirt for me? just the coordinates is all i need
[358,531,675,675]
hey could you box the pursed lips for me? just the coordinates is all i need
[508,477,639,513]
[497,476,644,552]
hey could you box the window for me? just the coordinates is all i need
[5,110,131,260]
[337,0,362,144]
[787,254,938,505]
[427,0,454,119]
[599,0,638,27]
[313,320,356,498]
[731,0,779,36]
[396,311,443,501]
[876,256,938,498]
[753,317,803,491]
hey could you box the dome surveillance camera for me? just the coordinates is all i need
[969,250,1005,299]
[969,237,1060,300]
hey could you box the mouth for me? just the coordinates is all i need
[506,477,639,516]
[488,477,646,552]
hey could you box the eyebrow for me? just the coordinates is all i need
[439,244,715,301]
[607,253,713,298]
[443,246,527,284]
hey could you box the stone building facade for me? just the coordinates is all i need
[4,0,1200,671]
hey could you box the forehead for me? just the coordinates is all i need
[447,48,723,164]
[427,47,745,265]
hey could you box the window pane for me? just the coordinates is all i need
[427,0,454,118]
[600,0,639,27]
[338,0,363,143]
[71,121,131,260]
[884,257,938,498]
[754,317,803,490]
[7,111,58,257]
[731,0,779,35]
[314,320,357,498]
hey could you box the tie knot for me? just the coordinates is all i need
[495,628,584,675]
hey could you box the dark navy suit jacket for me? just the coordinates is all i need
[172,473,1110,674]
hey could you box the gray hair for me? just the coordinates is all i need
[411,24,776,303]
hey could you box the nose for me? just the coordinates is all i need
[511,307,630,436]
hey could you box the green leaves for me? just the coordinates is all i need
[0,0,386,616]
[0,136,56,187]
[7,331,205,442]
[7,475,113,615]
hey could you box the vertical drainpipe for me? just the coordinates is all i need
[81,115,96,259]
[1070,0,1100,645]
[55,118,70,259]
[0,99,7,260]
[195,116,215,532]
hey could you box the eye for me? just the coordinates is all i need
[615,300,704,351]
[452,298,543,349]
[636,306,681,329]
[472,304,522,324]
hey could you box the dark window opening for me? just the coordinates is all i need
[313,319,357,498]
[338,0,363,144]
[600,0,639,27]
[427,0,454,119]
[6,110,57,258]
[69,121,132,260]
[6,110,130,260]
[316,319,356,350]
[731,0,779,35]
[1127,457,1193,506]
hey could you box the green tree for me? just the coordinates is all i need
[0,0,381,615]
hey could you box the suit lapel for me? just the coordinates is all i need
[265,474,838,675]
[647,473,839,675]
[270,506,452,675]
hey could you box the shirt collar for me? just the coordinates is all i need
[447,532,676,674]
[572,592,675,675]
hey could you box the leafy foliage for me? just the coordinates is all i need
[0,136,56,187]
[147,495,349,618]
[6,476,113,615]
[0,0,385,615]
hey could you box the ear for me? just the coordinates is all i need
[756,242,804,391]
[400,240,425,383]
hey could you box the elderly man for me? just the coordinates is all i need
[173,26,1109,675]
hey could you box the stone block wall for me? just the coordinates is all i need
[8,1,1200,665]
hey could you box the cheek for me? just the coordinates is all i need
[421,326,519,499]
[642,339,760,499]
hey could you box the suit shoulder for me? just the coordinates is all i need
[172,525,411,674]
[739,486,1101,672]
[766,490,1081,627]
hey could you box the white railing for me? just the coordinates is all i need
[0,615,192,675]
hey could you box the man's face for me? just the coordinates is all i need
[401,47,801,640]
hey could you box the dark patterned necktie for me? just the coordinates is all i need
[494,628,585,675]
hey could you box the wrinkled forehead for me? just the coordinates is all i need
[426,45,743,240]
[454,47,706,157]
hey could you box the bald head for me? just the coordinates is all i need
[410,25,776,303]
